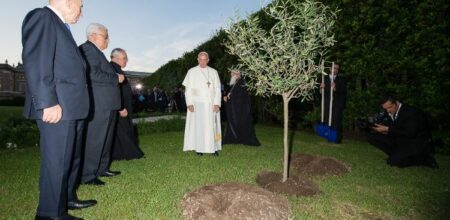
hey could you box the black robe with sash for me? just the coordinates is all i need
[223,78,260,146]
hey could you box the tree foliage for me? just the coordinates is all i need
[225,0,337,101]
[225,0,338,182]
[143,0,450,149]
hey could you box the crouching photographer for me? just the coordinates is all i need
[366,94,438,168]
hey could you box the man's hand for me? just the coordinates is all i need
[42,104,62,123]
[117,74,125,83]
[372,123,389,134]
[223,93,230,102]
[331,82,336,91]
[187,105,194,112]
[213,105,220,113]
[320,82,325,89]
[119,108,128,118]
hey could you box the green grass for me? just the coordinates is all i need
[0,125,449,219]
[0,106,23,122]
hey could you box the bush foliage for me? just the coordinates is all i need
[0,117,39,149]
[143,0,449,149]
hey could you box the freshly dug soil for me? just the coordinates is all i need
[289,153,351,176]
[181,183,291,220]
[256,171,320,196]
[256,154,350,196]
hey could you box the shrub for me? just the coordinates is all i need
[136,116,185,135]
[0,117,38,149]
[0,97,25,106]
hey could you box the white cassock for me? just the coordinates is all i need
[182,65,222,153]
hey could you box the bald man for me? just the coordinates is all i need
[22,0,96,219]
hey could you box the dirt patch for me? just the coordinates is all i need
[290,153,351,176]
[256,171,320,197]
[181,183,291,220]
[256,154,350,197]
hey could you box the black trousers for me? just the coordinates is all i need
[81,110,117,182]
[367,132,436,167]
[36,120,84,217]
[323,105,344,142]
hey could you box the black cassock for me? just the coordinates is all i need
[111,62,144,160]
[223,79,260,146]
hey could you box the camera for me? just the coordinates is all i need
[356,111,390,131]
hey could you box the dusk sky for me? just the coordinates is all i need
[0,0,271,73]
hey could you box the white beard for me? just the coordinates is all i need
[229,76,239,85]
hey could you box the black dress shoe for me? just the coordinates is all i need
[82,178,105,185]
[35,214,83,220]
[68,199,97,210]
[212,151,219,156]
[196,152,203,156]
[100,170,121,177]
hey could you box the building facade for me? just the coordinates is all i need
[0,60,150,100]
[0,60,26,100]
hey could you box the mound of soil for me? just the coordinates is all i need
[290,153,351,176]
[256,171,320,197]
[181,183,291,220]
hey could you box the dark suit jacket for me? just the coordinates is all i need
[387,104,432,159]
[111,62,133,113]
[22,7,89,120]
[79,41,121,112]
[324,75,347,110]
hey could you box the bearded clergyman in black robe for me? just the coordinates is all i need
[222,70,260,146]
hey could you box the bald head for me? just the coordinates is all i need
[49,0,83,24]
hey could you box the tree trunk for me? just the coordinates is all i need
[282,93,290,182]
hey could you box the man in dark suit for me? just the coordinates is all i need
[79,23,124,185]
[368,94,438,168]
[149,86,161,111]
[321,63,347,143]
[21,0,96,219]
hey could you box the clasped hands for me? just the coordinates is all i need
[187,105,220,113]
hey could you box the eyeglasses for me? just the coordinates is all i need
[94,33,109,40]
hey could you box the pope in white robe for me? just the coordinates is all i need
[182,52,222,155]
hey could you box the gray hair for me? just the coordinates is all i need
[110,48,127,59]
[86,23,108,39]
[197,51,209,59]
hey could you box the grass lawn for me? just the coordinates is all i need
[0,106,23,121]
[0,125,449,219]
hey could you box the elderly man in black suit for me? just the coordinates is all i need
[22,0,96,219]
[79,23,124,186]
[368,94,438,168]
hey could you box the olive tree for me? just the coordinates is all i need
[225,0,337,182]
